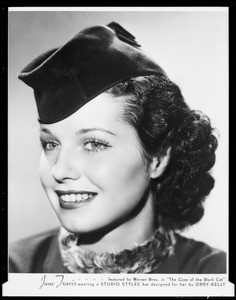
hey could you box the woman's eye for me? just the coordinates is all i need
[41,141,60,151]
[83,139,110,152]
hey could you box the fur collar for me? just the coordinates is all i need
[58,227,176,273]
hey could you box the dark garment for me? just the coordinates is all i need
[9,228,226,274]
[18,22,166,124]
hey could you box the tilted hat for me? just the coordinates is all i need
[18,22,166,124]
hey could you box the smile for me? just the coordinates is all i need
[55,190,97,209]
[60,193,94,202]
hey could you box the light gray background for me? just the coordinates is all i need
[8,9,228,252]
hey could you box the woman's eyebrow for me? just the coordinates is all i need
[40,128,52,134]
[76,128,116,136]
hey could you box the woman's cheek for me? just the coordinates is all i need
[39,152,54,188]
[87,151,148,192]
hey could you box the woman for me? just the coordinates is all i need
[9,22,226,273]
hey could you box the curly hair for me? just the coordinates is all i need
[106,74,218,231]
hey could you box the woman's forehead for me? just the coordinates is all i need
[39,93,127,134]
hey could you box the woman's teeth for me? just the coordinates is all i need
[60,193,94,202]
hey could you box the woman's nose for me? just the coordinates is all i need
[51,148,81,182]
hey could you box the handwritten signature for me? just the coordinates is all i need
[39,275,77,289]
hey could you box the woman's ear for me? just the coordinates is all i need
[149,148,171,179]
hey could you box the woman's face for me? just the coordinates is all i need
[39,93,155,234]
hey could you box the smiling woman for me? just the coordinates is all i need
[39,94,157,245]
[9,20,226,274]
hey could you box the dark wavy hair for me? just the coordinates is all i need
[106,74,218,232]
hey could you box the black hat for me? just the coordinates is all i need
[18,22,166,124]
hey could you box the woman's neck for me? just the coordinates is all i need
[77,192,156,254]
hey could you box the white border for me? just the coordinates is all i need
[9,7,228,12]
[3,274,235,297]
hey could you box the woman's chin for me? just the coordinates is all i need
[58,218,100,235]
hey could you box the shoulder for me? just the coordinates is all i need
[159,234,226,274]
[9,228,60,273]
[174,234,226,273]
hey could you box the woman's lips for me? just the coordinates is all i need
[55,190,97,210]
